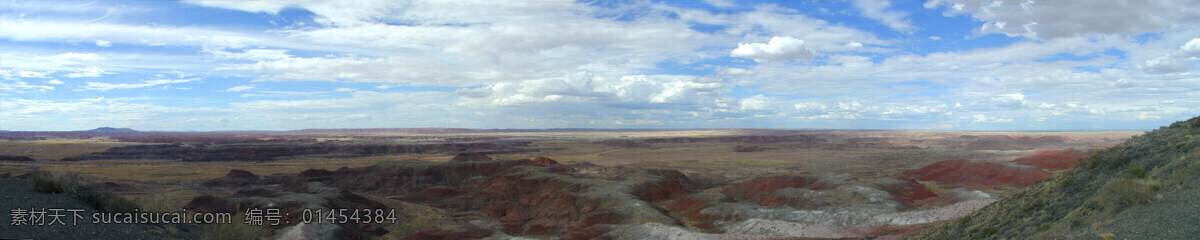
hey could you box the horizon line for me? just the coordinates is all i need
[0,127,1152,133]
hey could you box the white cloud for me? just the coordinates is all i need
[1139,56,1192,74]
[1139,38,1200,74]
[0,19,263,49]
[225,85,255,92]
[239,90,325,98]
[455,72,725,109]
[702,0,738,8]
[210,49,291,60]
[4,1,1199,130]
[1180,38,1200,57]
[0,80,55,93]
[730,36,818,62]
[83,78,200,91]
[926,0,1200,39]
[971,114,1013,123]
[64,66,111,78]
[736,95,771,111]
[853,0,916,33]
[18,71,51,78]
[1137,112,1161,120]
[992,93,1027,110]
[51,52,102,61]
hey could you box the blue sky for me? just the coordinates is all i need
[2,0,1199,131]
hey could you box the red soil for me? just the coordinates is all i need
[531,156,575,172]
[903,160,1052,187]
[631,169,695,201]
[875,178,939,207]
[720,175,831,200]
[1013,149,1096,170]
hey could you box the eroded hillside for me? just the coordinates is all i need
[909,116,1200,239]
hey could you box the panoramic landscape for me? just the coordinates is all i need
[0,126,1151,239]
[3,0,1200,239]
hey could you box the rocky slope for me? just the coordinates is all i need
[908,116,1200,239]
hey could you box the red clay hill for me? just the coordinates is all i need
[1012,148,1098,170]
[903,160,1052,188]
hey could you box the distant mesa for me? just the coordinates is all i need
[223,169,259,179]
[530,157,560,166]
[86,127,138,133]
[0,155,34,162]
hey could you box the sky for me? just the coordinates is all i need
[1,0,1199,131]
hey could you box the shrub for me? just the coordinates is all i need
[1098,178,1154,209]
[978,227,997,238]
[1058,178,1075,187]
[26,171,143,213]
[28,172,65,193]
[1126,166,1147,179]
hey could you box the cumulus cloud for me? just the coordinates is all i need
[1139,56,1192,74]
[971,114,1013,123]
[730,36,818,62]
[1181,38,1200,57]
[1139,38,1200,74]
[853,0,916,33]
[5,1,1200,130]
[456,72,725,109]
[991,93,1027,110]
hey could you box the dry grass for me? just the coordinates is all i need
[0,138,142,160]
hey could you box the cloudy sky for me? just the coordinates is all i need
[2,0,1199,131]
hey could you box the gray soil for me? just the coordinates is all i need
[1097,177,1200,239]
[0,178,201,240]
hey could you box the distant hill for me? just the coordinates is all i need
[908,116,1200,239]
[85,127,138,133]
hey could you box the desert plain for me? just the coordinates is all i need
[0,128,1140,239]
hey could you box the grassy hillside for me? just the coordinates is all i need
[908,116,1200,239]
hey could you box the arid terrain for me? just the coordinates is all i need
[0,128,1140,239]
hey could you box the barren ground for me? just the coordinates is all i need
[0,129,1139,239]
